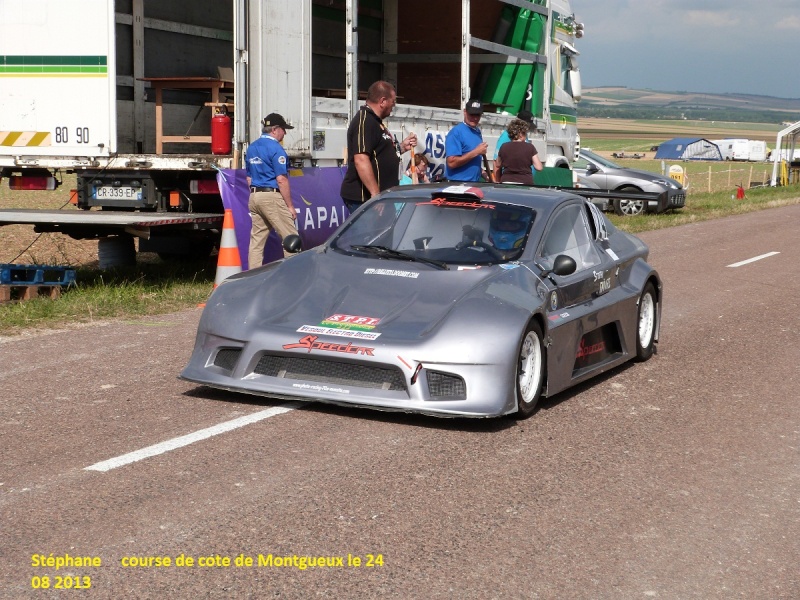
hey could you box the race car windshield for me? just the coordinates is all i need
[580,149,621,169]
[332,197,535,265]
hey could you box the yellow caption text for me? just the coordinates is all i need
[117,553,385,570]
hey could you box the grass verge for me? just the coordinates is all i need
[606,184,800,233]
[0,261,215,337]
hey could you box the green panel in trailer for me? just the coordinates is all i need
[533,166,573,187]
[480,1,547,117]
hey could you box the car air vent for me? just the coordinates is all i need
[254,354,407,392]
[427,371,466,399]
[214,348,242,371]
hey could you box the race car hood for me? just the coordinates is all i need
[203,248,533,342]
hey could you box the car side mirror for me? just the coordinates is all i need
[282,234,302,254]
[585,163,599,175]
[552,254,577,276]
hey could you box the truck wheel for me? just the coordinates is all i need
[98,235,136,269]
[157,250,213,263]
[157,239,215,262]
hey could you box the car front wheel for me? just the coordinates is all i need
[614,187,645,216]
[513,321,545,418]
[635,282,657,361]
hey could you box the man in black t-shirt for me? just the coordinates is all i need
[340,81,417,214]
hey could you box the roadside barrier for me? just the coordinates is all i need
[199,209,242,308]
[213,208,242,288]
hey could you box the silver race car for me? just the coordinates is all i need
[181,184,661,418]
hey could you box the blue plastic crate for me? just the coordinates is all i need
[0,264,76,286]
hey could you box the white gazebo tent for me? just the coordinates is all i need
[770,120,800,186]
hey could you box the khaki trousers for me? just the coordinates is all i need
[248,190,298,269]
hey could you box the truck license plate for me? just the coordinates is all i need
[94,186,142,200]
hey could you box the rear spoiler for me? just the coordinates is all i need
[430,184,486,205]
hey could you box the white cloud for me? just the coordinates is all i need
[775,15,800,30]
[684,10,741,28]
[571,0,800,97]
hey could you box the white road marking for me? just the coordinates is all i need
[84,402,301,472]
[727,251,780,268]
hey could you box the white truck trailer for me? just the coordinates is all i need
[0,0,583,261]
[746,140,767,162]
[712,138,767,162]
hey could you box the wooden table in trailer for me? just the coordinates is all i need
[140,77,233,153]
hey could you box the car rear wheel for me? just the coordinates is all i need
[614,187,645,216]
[635,282,657,361]
[513,321,545,418]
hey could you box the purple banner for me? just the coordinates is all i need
[217,167,350,270]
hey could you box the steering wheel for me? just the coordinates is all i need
[455,240,505,261]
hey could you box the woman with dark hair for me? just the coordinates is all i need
[493,118,543,185]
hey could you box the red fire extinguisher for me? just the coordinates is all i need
[211,109,232,155]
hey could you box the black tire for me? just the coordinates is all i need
[613,186,645,216]
[157,239,216,263]
[635,282,657,361]
[512,321,546,419]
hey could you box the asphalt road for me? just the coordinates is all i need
[2,205,798,599]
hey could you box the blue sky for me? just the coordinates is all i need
[572,0,800,99]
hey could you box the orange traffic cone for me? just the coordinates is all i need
[213,208,242,288]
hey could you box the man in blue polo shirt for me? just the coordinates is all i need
[245,112,298,269]
[445,99,489,181]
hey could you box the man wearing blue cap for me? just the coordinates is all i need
[445,99,489,181]
[245,112,298,268]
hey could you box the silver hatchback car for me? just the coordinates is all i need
[574,149,686,216]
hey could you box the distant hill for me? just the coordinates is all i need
[580,87,800,124]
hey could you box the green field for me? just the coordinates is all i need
[579,117,781,147]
